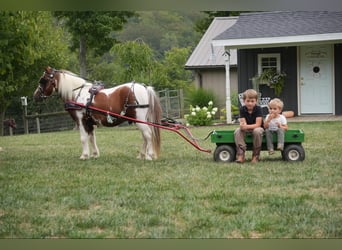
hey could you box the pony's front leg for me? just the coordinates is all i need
[137,137,147,160]
[79,125,90,160]
[89,131,100,158]
[138,125,154,160]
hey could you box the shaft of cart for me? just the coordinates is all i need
[68,101,212,153]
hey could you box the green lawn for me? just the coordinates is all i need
[0,121,341,238]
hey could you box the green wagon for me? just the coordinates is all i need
[211,129,305,162]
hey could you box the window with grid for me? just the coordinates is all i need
[258,53,281,74]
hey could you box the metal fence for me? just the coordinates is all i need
[158,89,184,119]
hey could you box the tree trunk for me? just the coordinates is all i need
[79,35,87,78]
[0,110,5,136]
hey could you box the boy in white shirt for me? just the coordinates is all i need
[264,98,288,155]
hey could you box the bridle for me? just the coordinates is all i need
[36,69,58,99]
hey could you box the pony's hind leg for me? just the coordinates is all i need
[89,131,100,158]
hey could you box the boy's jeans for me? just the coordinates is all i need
[234,127,264,157]
[265,128,285,150]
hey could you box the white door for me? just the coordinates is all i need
[299,44,334,114]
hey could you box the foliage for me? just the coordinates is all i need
[253,69,286,96]
[186,88,217,108]
[90,42,193,91]
[184,101,218,126]
[87,58,122,86]
[54,11,135,55]
[0,121,341,238]
[110,39,155,83]
[220,105,239,121]
[53,11,135,76]
[219,91,239,121]
[152,47,193,91]
[116,11,204,59]
[0,11,70,135]
[194,11,242,34]
[230,91,239,107]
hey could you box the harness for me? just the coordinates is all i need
[65,82,150,125]
[86,81,105,110]
[120,82,149,116]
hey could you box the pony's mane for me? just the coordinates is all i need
[57,70,90,100]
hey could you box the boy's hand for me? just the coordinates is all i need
[240,121,248,131]
[267,113,275,120]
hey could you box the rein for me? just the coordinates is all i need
[72,84,86,102]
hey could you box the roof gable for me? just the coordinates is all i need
[185,17,237,69]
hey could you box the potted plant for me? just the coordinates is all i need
[253,69,286,96]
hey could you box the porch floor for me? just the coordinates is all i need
[288,115,342,122]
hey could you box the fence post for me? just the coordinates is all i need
[179,89,184,118]
[166,89,170,118]
[21,97,29,134]
[35,113,40,134]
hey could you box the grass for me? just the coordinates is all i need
[0,121,341,238]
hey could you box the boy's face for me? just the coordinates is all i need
[269,105,282,115]
[244,97,257,110]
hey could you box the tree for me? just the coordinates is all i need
[194,11,241,35]
[152,47,193,91]
[109,41,192,91]
[53,11,135,77]
[110,39,155,83]
[0,11,70,136]
[116,11,204,59]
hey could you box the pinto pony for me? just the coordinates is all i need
[33,67,162,160]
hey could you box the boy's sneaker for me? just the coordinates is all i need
[251,155,259,163]
[277,144,284,151]
[236,154,245,163]
[268,150,275,155]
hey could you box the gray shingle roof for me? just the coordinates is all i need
[185,17,237,69]
[214,11,342,41]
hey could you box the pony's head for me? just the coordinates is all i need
[33,66,58,102]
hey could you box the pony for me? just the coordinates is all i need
[33,66,162,160]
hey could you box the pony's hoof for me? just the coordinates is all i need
[136,152,145,159]
[92,153,100,159]
[80,154,89,160]
[145,154,153,160]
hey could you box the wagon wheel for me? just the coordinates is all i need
[282,144,305,162]
[213,145,236,162]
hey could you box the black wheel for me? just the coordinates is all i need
[214,145,236,162]
[282,144,305,162]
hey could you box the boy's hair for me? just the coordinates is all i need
[268,98,284,110]
[243,89,259,100]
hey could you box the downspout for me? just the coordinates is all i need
[198,70,203,88]
[193,69,203,88]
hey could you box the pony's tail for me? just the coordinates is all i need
[146,86,162,159]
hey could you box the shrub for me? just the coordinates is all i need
[220,105,239,121]
[219,91,239,121]
[184,101,218,126]
[186,88,216,108]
